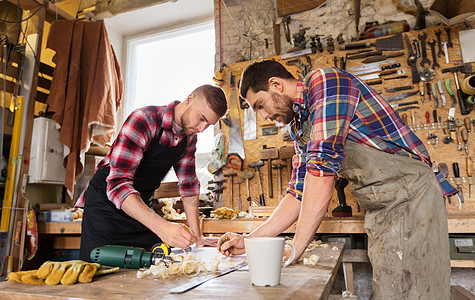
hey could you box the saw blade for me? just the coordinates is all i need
[227,89,245,159]
[348,59,397,72]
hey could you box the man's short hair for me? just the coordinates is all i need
[240,60,295,99]
[193,84,227,117]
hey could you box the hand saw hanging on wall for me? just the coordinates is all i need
[237,79,257,141]
[225,73,245,170]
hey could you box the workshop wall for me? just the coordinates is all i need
[213,4,475,216]
[213,0,443,67]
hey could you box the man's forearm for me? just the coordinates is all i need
[121,193,168,236]
[293,174,335,256]
[182,195,201,236]
[248,193,301,237]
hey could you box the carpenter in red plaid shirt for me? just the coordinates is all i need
[77,84,227,262]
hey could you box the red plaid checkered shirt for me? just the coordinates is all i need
[76,101,199,209]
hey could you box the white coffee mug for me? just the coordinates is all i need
[244,237,296,286]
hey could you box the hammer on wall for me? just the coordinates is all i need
[239,170,255,209]
[223,173,237,209]
[442,63,473,115]
[272,160,286,202]
[248,161,265,206]
[331,178,352,217]
[279,145,295,177]
[260,146,279,198]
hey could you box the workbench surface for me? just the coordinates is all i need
[0,242,344,299]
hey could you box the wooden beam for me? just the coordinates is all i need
[38,222,82,234]
[52,236,81,249]
[276,0,326,17]
[45,1,76,22]
[153,181,180,199]
[450,285,475,300]
[451,260,475,268]
[7,0,75,21]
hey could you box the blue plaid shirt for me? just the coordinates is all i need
[287,67,457,200]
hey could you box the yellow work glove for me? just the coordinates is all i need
[8,270,44,285]
[8,260,118,285]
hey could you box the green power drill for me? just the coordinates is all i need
[90,244,175,269]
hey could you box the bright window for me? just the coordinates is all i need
[125,21,216,188]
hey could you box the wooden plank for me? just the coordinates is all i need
[6,0,42,11]
[39,62,54,77]
[0,79,15,94]
[52,236,81,249]
[7,0,75,21]
[451,260,475,268]
[451,285,475,300]
[36,90,48,103]
[153,181,180,199]
[45,1,76,22]
[0,50,23,65]
[276,0,326,17]
[343,262,355,294]
[342,249,370,263]
[448,214,475,233]
[37,75,51,90]
[0,242,344,299]
[37,215,475,235]
[38,222,82,234]
[0,61,20,79]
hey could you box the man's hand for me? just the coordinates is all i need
[217,232,245,256]
[196,236,219,247]
[159,222,197,249]
[283,243,299,265]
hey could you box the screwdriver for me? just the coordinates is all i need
[461,129,469,155]
[453,162,464,204]
[464,117,471,134]
[456,128,463,151]
[401,113,408,124]
[467,157,473,198]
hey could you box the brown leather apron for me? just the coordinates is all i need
[339,140,450,299]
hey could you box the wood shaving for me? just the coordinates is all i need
[396,250,403,260]
[302,254,320,265]
[304,240,328,252]
[136,253,241,279]
[161,200,186,220]
[71,208,83,220]
[210,207,240,219]
[342,290,353,297]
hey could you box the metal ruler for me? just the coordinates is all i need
[169,261,247,294]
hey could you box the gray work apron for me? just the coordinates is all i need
[339,140,451,299]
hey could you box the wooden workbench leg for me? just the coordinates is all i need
[343,262,355,295]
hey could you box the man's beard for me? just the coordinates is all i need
[180,108,196,136]
[269,91,295,124]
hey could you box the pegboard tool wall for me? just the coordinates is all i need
[218,23,475,216]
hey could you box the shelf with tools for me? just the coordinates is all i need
[37,214,475,237]
[215,22,475,220]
